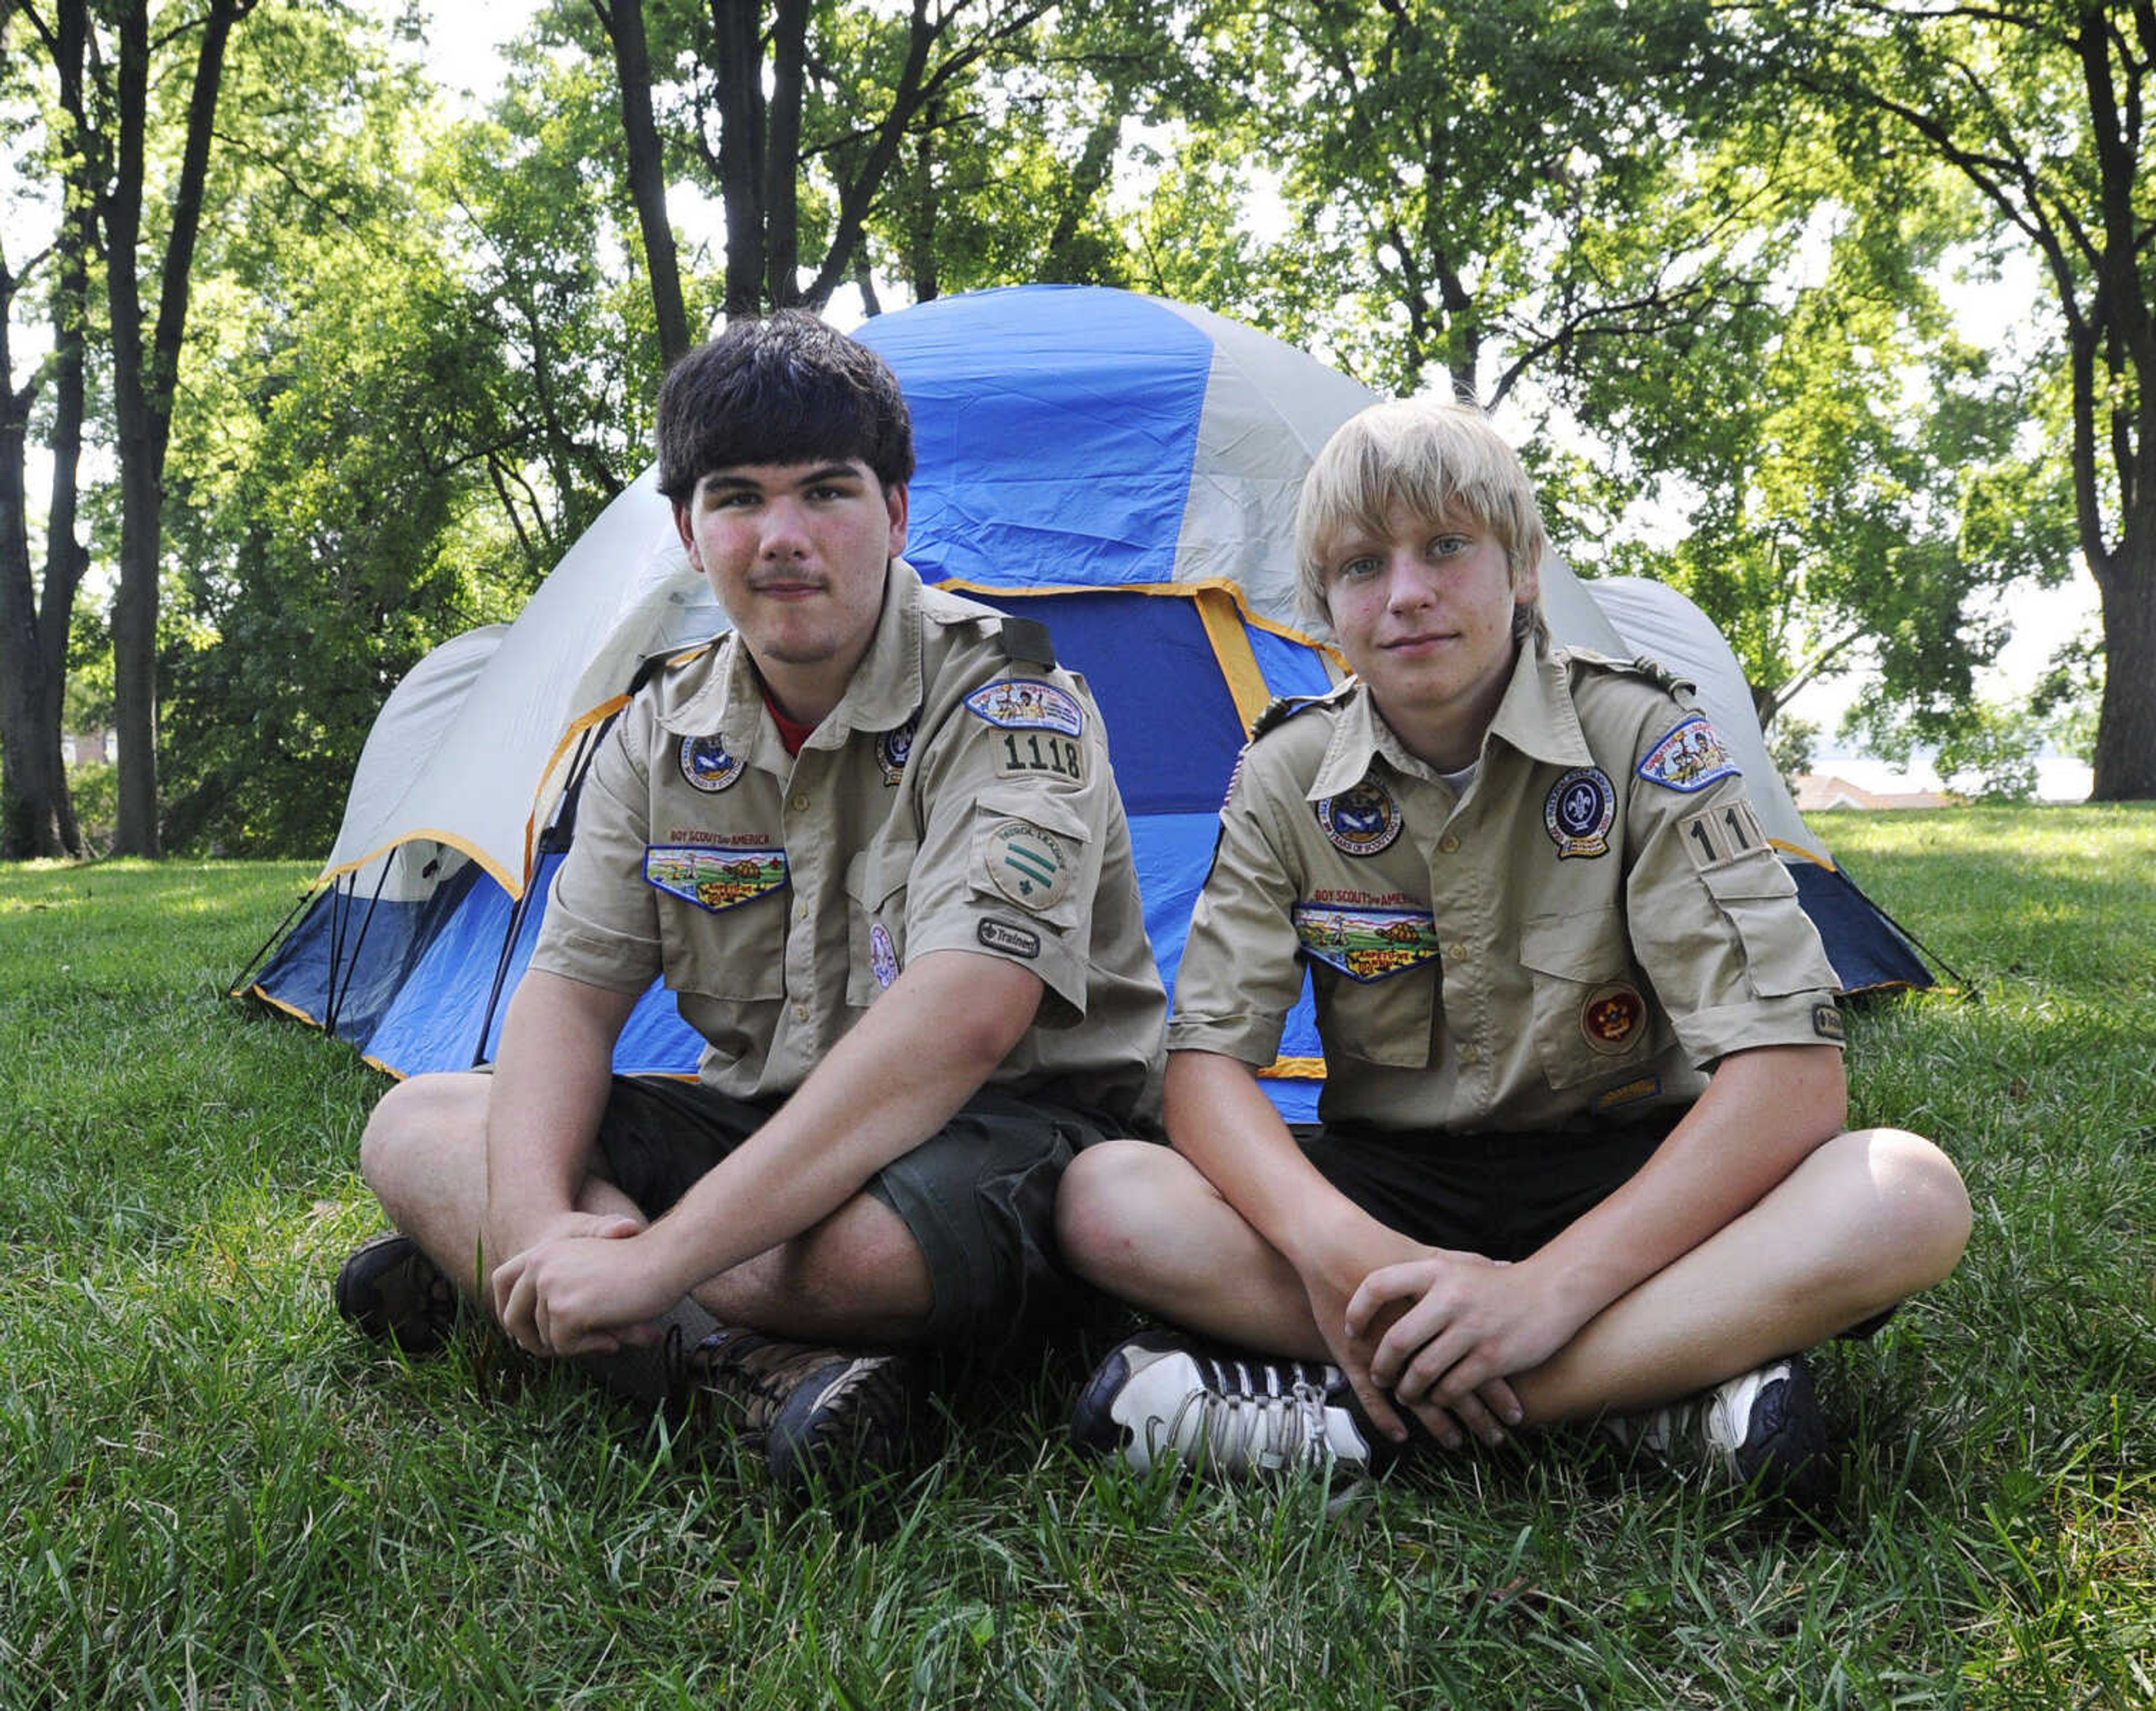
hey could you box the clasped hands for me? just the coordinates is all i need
[487,1210,678,1360]
[1327,1245,1579,1452]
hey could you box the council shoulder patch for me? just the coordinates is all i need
[1579,981,1647,1055]
[1637,713,1740,793]
[1292,903,1440,982]
[876,717,916,786]
[963,678,1085,736]
[1315,779,1403,857]
[985,819,1073,912]
[643,845,787,913]
[678,733,745,793]
[1545,766,1615,859]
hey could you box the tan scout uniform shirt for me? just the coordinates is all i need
[529,557,1165,1124]
[1169,638,1844,1133]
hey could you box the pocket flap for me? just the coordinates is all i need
[1520,905,1628,980]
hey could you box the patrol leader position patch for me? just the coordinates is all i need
[1292,904,1440,982]
[678,733,746,793]
[644,845,787,912]
[964,678,1085,736]
[1637,713,1740,793]
[1545,766,1615,859]
[876,717,916,786]
[1580,981,1647,1054]
[1315,779,1403,856]
[985,819,1073,911]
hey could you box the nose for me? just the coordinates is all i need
[1383,550,1434,611]
[759,496,810,559]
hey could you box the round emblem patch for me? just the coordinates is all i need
[985,819,1073,912]
[876,718,916,786]
[1315,780,1403,857]
[869,922,899,989]
[1545,766,1614,859]
[679,733,744,794]
[1581,982,1647,1055]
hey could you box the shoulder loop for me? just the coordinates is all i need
[1249,693,1325,742]
[996,615,1057,669]
[628,634,722,697]
[1560,645,1693,699]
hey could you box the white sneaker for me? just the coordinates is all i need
[1602,1353,1835,1503]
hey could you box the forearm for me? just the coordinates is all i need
[1516,1043,1847,1327]
[633,949,1043,1300]
[484,970,638,1252]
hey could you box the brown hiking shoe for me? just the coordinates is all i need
[683,1326,922,1503]
[334,1232,462,1356]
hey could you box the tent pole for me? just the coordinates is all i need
[226,880,318,999]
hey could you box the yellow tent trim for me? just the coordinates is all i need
[314,826,520,898]
[1257,1055,1327,1081]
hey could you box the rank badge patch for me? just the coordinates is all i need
[1637,714,1739,793]
[964,678,1085,736]
[643,845,787,912]
[678,733,745,793]
[1545,766,1615,858]
[1315,780,1403,857]
[985,819,1073,912]
[876,717,916,786]
[1292,904,1440,982]
[869,922,900,989]
[1580,981,1647,1054]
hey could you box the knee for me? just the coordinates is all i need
[357,1074,477,1212]
[1054,1140,1182,1288]
[1858,1127,1974,1288]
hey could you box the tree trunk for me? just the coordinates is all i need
[1,304,63,858]
[2088,534,2156,800]
[712,0,766,318]
[595,0,692,365]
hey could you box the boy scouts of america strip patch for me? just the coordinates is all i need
[986,820,1073,912]
[644,845,787,912]
[1636,713,1740,792]
[1545,766,1615,858]
[679,733,745,793]
[964,678,1085,736]
[1314,779,1402,856]
[1291,904,1439,982]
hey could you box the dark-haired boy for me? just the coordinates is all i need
[339,312,1164,1499]
[1056,399,1968,1498]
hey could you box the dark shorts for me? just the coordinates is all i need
[591,1074,1128,1352]
[1301,1116,1894,1339]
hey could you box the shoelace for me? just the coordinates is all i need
[1152,1364,1339,1474]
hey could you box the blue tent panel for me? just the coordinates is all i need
[1790,860,1932,994]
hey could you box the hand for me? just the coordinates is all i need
[490,1215,674,1358]
[1347,1252,1573,1431]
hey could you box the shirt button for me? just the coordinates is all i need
[1456,1043,1478,1065]
[789,793,810,813]
[1447,941,1469,960]
[1438,834,1460,854]
[792,1003,809,1022]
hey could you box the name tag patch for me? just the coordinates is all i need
[678,733,745,793]
[965,678,1085,736]
[1292,903,1440,982]
[644,845,788,912]
[1314,780,1403,857]
[1637,714,1739,793]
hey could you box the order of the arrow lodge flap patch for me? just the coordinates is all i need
[1291,903,1441,982]
[643,845,788,912]
[1636,713,1740,793]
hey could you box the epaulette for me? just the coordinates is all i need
[1248,692,1328,742]
[1559,645,1693,699]
[627,634,723,697]
[995,615,1057,669]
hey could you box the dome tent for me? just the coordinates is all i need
[242,285,1930,1121]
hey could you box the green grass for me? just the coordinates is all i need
[2,811,2153,1707]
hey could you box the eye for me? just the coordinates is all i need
[1429,533,1471,557]
[1336,554,1380,581]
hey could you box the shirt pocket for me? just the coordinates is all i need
[967,784,1094,932]
[1519,904,1650,1091]
[651,878,787,1065]
[1309,957,1438,1071]
[1697,857,1819,997]
[844,838,916,1009]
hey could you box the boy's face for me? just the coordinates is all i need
[674,458,908,690]
[1319,500,1537,763]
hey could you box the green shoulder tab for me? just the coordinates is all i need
[996,616,1057,669]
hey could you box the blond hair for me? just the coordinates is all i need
[1294,399,1549,635]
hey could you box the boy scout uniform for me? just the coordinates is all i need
[531,557,1164,1124]
[1170,638,1844,1136]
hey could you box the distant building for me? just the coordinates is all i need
[61,729,115,766]
[1793,774,1956,812]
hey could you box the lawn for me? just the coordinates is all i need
[2,807,2152,1707]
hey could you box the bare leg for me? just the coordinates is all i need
[358,1071,935,1347]
[1056,1128,1971,1421]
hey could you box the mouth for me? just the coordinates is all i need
[1383,632,1455,652]
[748,576,828,600]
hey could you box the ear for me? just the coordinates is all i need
[883,482,910,557]
[672,498,698,566]
[1513,554,1541,607]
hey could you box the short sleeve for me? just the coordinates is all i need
[1166,754,1310,1065]
[527,704,665,995]
[899,673,1115,1021]
[1620,706,1843,1064]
